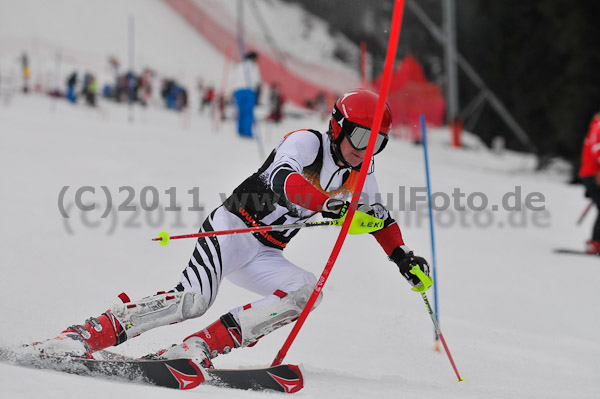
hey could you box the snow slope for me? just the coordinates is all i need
[188,0,362,89]
[1,1,599,398]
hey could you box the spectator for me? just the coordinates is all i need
[268,82,284,123]
[139,68,154,107]
[66,72,78,103]
[102,83,112,99]
[200,85,215,113]
[109,56,121,98]
[230,50,262,138]
[161,78,174,108]
[578,110,600,254]
[125,71,139,103]
[176,85,188,111]
[116,74,129,102]
[85,75,97,107]
[81,72,92,98]
[20,53,30,93]
[161,78,187,112]
[216,93,227,122]
[315,91,327,121]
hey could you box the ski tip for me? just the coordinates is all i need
[457,377,466,382]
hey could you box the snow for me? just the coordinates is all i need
[191,0,362,86]
[1,1,600,398]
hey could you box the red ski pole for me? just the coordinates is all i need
[420,290,464,382]
[152,211,384,245]
[272,0,406,367]
[152,220,339,245]
[577,201,594,225]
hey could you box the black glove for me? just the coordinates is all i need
[321,198,349,220]
[389,247,431,290]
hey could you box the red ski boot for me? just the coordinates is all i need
[34,290,207,357]
[158,313,242,368]
[33,311,126,358]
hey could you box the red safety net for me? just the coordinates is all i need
[372,55,446,139]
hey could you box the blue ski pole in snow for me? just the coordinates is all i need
[420,114,440,350]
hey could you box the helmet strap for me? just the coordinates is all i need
[330,140,363,171]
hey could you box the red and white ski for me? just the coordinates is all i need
[0,347,303,393]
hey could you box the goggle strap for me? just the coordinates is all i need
[332,104,344,124]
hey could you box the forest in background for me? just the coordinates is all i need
[284,0,600,172]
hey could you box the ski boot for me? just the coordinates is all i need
[149,313,242,369]
[32,311,125,358]
[33,290,207,357]
[585,240,600,255]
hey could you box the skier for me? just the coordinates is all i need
[34,89,431,367]
[578,110,600,254]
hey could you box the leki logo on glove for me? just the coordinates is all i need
[359,220,383,229]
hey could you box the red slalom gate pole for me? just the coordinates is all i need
[271,0,407,367]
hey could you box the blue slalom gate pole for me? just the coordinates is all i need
[419,114,440,349]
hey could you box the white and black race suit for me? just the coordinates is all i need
[176,129,395,313]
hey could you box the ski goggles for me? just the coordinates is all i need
[344,123,389,154]
[333,104,389,154]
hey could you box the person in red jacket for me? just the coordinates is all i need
[578,112,600,254]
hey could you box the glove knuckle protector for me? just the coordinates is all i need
[389,247,430,287]
[321,198,349,219]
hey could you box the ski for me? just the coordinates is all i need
[0,347,303,393]
[553,248,600,257]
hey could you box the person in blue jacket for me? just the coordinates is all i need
[231,51,262,138]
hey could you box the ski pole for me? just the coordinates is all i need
[577,201,593,225]
[420,291,464,382]
[152,220,337,246]
[152,211,384,245]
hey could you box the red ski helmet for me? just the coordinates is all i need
[329,88,392,155]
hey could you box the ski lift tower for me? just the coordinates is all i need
[443,0,459,131]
